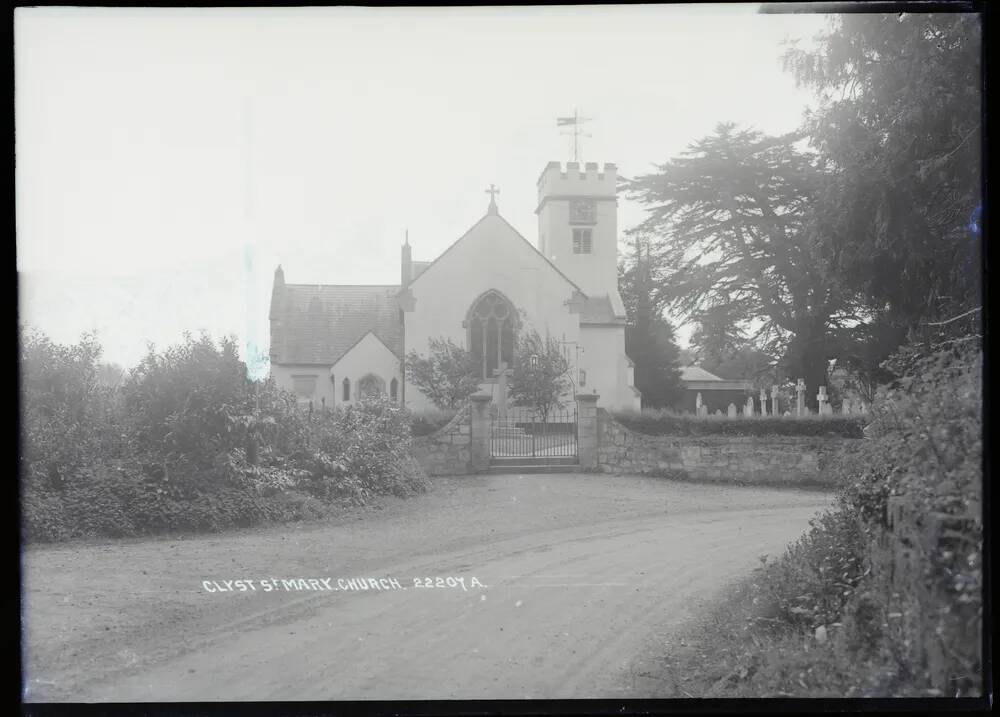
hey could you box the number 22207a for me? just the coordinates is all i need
[413,577,486,590]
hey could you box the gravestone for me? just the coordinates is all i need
[759,388,767,416]
[492,361,511,423]
[842,398,852,415]
[817,386,830,415]
[727,402,737,418]
[696,392,708,417]
[771,385,780,417]
[746,396,754,417]
[796,379,806,417]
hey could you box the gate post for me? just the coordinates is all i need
[469,393,492,473]
[576,393,600,470]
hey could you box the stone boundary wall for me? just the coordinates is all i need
[864,496,981,692]
[597,410,858,486]
[410,406,472,476]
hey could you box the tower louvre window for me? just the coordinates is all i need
[572,228,593,254]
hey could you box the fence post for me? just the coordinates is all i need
[469,394,492,473]
[575,393,600,470]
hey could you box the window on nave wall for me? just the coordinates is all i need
[468,290,516,380]
[358,373,385,399]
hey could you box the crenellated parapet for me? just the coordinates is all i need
[536,161,618,202]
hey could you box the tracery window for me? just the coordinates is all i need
[468,291,516,380]
[358,373,385,399]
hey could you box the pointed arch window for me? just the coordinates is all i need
[358,373,385,399]
[390,377,399,401]
[468,290,516,380]
[342,378,351,401]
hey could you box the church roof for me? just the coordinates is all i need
[270,284,402,365]
[579,295,624,325]
[406,210,585,296]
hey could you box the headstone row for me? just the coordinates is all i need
[695,382,869,417]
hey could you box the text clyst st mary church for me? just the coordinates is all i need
[267,160,641,412]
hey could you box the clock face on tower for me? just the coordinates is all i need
[569,198,597,225]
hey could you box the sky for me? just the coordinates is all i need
[16,5,833,373]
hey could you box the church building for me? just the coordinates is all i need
[268,161,641,413]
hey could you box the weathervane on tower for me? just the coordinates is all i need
[557,108,592,163]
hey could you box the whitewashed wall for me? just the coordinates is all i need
[403,213,582,412]
[579,324,640,412]
[330,332,402,407]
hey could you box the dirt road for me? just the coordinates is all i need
[22,473,831,701]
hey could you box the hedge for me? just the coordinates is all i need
[20,331,427,543]
[611,410,867,438]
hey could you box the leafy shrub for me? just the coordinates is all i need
[612,408,866,438]
[752,507,866,632]
[20,330,427,543]
[664,338,983,697]
[409,408,458,437]
[405,337,481,410]
[837,341,981,528]
[298,396,425,501]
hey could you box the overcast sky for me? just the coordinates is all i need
[16,5,832,373]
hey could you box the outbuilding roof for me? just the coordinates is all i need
[679,365,726,382]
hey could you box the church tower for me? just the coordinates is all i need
[536,161,620,302]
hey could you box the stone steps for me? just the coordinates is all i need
[487,464,581,475]
[490,456,579,466]
[487,455,580,474]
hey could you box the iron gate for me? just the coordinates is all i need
[490,404,578,458]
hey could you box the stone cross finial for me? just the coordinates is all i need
[485,184,500,214]
[796,379,806,416]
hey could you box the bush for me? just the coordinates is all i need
[20,330,427,543]
[409,408,458,437]
[837,341,981,528]
[612,409,866,438]
[752,507,866,633]
[662,338,983,697]
[297,396,425,502]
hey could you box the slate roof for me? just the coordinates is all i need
[680,365,754,391]
[579,295,623,325]
[679,365,725,382]
[270,283,402,365]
